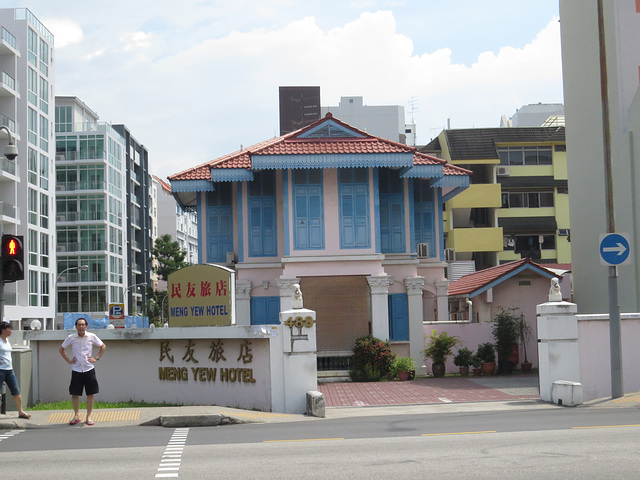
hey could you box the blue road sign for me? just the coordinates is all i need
[599,233,631,266]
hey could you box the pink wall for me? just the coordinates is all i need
[423,273,555,374]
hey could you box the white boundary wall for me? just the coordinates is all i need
[24,312,318,414]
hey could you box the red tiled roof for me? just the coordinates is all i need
[169,114,471,181]
[448,258,558,296]
[153,175,171,192]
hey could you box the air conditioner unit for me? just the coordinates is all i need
[558,229,570,236]
[56,184,65,191]
[56,215,65,222]
[445,248,456,262]
[226,251,237,267]
[56,245,66,252]
[417,243,429,258]
[496,166,510,176]
[55,154,66,161]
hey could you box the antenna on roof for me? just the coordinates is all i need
[409,97,419,124]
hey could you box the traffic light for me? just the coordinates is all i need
[1,235,24,283]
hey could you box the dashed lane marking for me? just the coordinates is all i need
[156,428,189,478]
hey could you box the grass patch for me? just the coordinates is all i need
[27,400,181,411]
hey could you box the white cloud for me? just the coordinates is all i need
[52,10,562,180]
[43,18,83,48]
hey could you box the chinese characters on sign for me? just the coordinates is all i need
[167,264,234,326]
[158,339,256,384]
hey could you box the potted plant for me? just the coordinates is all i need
[423,329,460,377]
[453,347,474,376]
[516,314,533,373]
[471,355,482,376]
[491,307,520,374]
[477,342,496,376]
[391,356,416,381]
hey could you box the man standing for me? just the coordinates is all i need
[58,318,106,425]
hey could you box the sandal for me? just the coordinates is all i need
[69,418,81,425]
[18,413,31,419]
[86,420,94,426]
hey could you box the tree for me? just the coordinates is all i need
[151,234,190,282]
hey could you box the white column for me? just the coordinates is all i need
[235,280,251,326]
[277,277,300,312]
[537,300,580,403]
[405,276,426,376]
[435,279,450,322]
[367,275,392,341]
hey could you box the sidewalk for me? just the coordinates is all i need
[1,374,638,429]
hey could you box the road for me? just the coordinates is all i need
[0,407,638,479]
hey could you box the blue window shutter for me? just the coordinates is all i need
[380,195,405,253]
[341,185,356,247]
[248,198,276,256]
[207,204,233,263]
[251,297,280,325]
[388,293,409,341]
[293,173,324,250]
[413,186,435,257]
[354,184,369,246]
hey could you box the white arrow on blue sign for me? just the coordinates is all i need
[599,233,631,266]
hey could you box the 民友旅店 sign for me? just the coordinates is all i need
[168,264,235,326]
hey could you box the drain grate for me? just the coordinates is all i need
[47,410,141,424]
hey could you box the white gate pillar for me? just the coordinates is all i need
[235,280,251,326]
[367,275,392,341]
[405,276,426,376]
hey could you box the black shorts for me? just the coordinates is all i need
[69,369,99,396]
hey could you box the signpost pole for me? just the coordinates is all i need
[597,0,623,398]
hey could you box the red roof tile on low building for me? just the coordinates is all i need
[169,114,471,181]
[448,258,558,296]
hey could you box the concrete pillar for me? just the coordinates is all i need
[367,275,392,341]
[537,300,580,403]
[277,277,300,312]
[277,308,318,413]
[435,279,450,322]
[235,280,251,326]
[405,276,426,376]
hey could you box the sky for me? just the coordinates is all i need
[4,1,563,181]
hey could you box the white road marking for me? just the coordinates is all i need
[156,428,189,478]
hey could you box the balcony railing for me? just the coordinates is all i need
[1,71,16,91]
[0,201,17,218]
[55,211,105,222]
[55,180,106,192]
[56,241,106,253]
[1,157,16,176]
[0,114,16,134]
[1,27,17,50]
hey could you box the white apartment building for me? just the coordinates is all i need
[54,96,130,326]
[0,8,56,329]
[321,96,415,145]
[151,175,198,290]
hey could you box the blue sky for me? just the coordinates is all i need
[4,1,563,180]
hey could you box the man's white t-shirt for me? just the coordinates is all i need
[61,332,104,373]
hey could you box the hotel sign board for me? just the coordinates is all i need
[168,264,235,326]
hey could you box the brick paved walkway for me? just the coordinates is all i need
[318,375,539,407]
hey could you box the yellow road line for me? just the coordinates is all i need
[263,438,344,443]
[421,431,497,436]
[572,424,640,430]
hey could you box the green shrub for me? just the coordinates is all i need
[349,335,396,382]
[390,356,416,378]
[477,342,496,363]
[453,347,474,367]
[423,330,460,365]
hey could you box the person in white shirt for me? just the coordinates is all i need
[0,321,30,419]
[58,317,106,425]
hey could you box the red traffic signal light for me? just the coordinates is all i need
[1,235,24,283]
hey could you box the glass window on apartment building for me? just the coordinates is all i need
[498,147,553,166]
[501,190,554,208]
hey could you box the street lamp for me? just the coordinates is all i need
[0,126,18,161]
[161,294,169,327]
[54,265,89,331]
[122,282,147,314]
